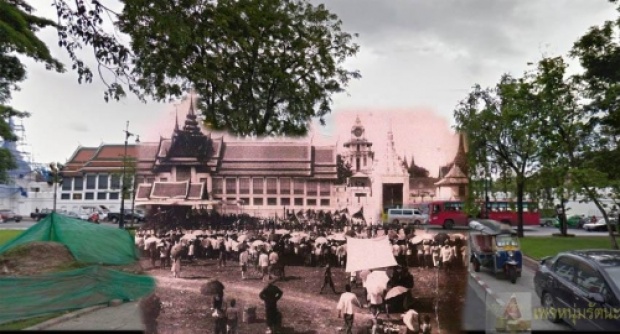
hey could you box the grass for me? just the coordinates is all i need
[0,312,66,330]
[521,236,616,260]
[0,230,21,247]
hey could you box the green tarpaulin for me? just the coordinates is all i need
[0,266,155,324]
[0,212,138,265]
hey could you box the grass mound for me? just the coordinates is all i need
[0,241,86,277]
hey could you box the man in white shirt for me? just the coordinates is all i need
[259,250,270,281]
[336,284,361,334]
[440,240,454,270]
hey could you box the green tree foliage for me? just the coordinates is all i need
[0,0,64,182]
[336,154,352,185]
[454,74,543,237]
[117,0,360,136]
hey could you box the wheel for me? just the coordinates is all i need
[443,219,454,230]
[112,217,119,223]
[15,218,21,223]
[508,266,517,284]
[541,292,561,323]
[472,258,480,272]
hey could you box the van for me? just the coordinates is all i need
[387,208,427,226]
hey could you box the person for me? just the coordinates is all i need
[402,308,420,334]
[337,284,361,334]
[431,241,441,268]
[212,290,227,334]
[188,240,195,262]
[420,314,431,334]
[440,240,454,270]
[259,281,283,334]
[226,299,239,334]
[269,250,279,279]
[171,254,181,278]
[159,242,168,269]
[319,263,337,294]
[239,248,249,280]
[368,289,383,319]
[219,241,227,267]
[259,250,270,281]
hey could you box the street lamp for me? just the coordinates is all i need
[48,163,63,212]
[119,121,139,229]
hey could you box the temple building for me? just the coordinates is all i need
[435,133,468,201]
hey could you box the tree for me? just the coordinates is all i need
[454,74,543,238]
[407,155,430,178]
[1,0,64,182]
[336,154,352,185]
[117,0,360,136]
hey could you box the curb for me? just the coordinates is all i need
[25,305,108,330]
[469,270,506,308]
[522,255,540,272]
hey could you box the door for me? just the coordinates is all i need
[550,256,578,320]
[574,262,619,331]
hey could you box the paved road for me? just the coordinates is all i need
[42,302,143,331]
[469,266,571,331]
[462,279,488,332]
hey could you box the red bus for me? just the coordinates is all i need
[427,200,541,229]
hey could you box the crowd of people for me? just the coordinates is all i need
[136,208,467,333]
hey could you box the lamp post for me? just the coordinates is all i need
[48,163,62,212]
[119,121,139,229]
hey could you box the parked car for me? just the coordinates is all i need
[107,210,145,223]
[0,210,22,223]
[30,208,53,221]
[534,250,620,331]
[540,217,559,227]
[583,218,618,232]
[63,211,81,219]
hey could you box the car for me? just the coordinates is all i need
[0,210,22,223]
[533,250,620,331]
[583,218,618,232]
[107,209,145,223]
[63,211,81,219]
[540,217,559,227]
[552,215,583,229]
[30,208,52,221]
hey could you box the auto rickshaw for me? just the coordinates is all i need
[468,219,522,283]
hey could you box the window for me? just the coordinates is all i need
[293,179,304,195]
[403,210,413,215]
[576,263,607,295]
[320,199,330,206]
[553,256,576,282]
[253,178,264,194]
[160,178,168,182]
[266,178,277,195]
[280,178,291,194]
[72,193,82,200]
[176,166,191,181]
[253,197,263,206]
[267,198,277,206]
[445,202,463,212]
[199,177,208,183]
[239,198,249,206]
[307,199,317,206]
[295,198,303,206]
[85,192,94,200]
[320,181,331,196]
[98,174,108,189]
[433,205,441,214]
[239,178,250,194]
[306,181,317,196]
[97,192,107,200]
[61,193,70,200]
[147,177,156,184]
[85,175,96,189]
[110,175,121,189]
[73,177,84,191]
[62,177,72,191]
[281,198,291,206]
[109,192,119,200]
[391,210,403,215]
[213,178,223,194]
[226,178,237,194]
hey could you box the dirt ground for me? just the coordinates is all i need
[143,257,468,334]
[0,242,76,276]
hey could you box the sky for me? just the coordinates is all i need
[8,0,618,170]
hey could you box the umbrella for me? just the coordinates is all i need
[170,244,184,257]
[385,286,409,300]
[315,237,328,244]
[450,233,467,241]
[289,236,301,244]
[252,240,265,247]
[365,271,390,295]
[328,234,346,241]
[238,235,248,243]
[291,232,309,238]
[201,280,225,295]
[145,237,160,245]
[275,229,290,235]
[434,232,450,244]
[181,234,197,241]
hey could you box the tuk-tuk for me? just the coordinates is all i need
[469,219,522,283]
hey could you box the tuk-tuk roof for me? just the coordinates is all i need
[469,219,515,235]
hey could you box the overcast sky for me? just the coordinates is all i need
[8,0,618,166]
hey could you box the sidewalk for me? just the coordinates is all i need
[28,301,144,331]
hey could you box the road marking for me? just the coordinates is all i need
[469,270,505,307]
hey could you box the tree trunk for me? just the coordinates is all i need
[560,199,568,236]
[516,181,525,238]
[590,196,619,250]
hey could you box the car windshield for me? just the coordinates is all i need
[604,267,620,292]
[495,235,519,247]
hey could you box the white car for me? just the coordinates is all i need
[583,218,618,232]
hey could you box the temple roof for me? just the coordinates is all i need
[439,132,468,178]
[435,165,468,186]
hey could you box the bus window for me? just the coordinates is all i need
[433,205,441,214]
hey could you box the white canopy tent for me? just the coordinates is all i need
[345,235,398,273]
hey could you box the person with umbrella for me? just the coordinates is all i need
[319,263,337,294]
[259,280,283,334]
[336,284,361,334]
